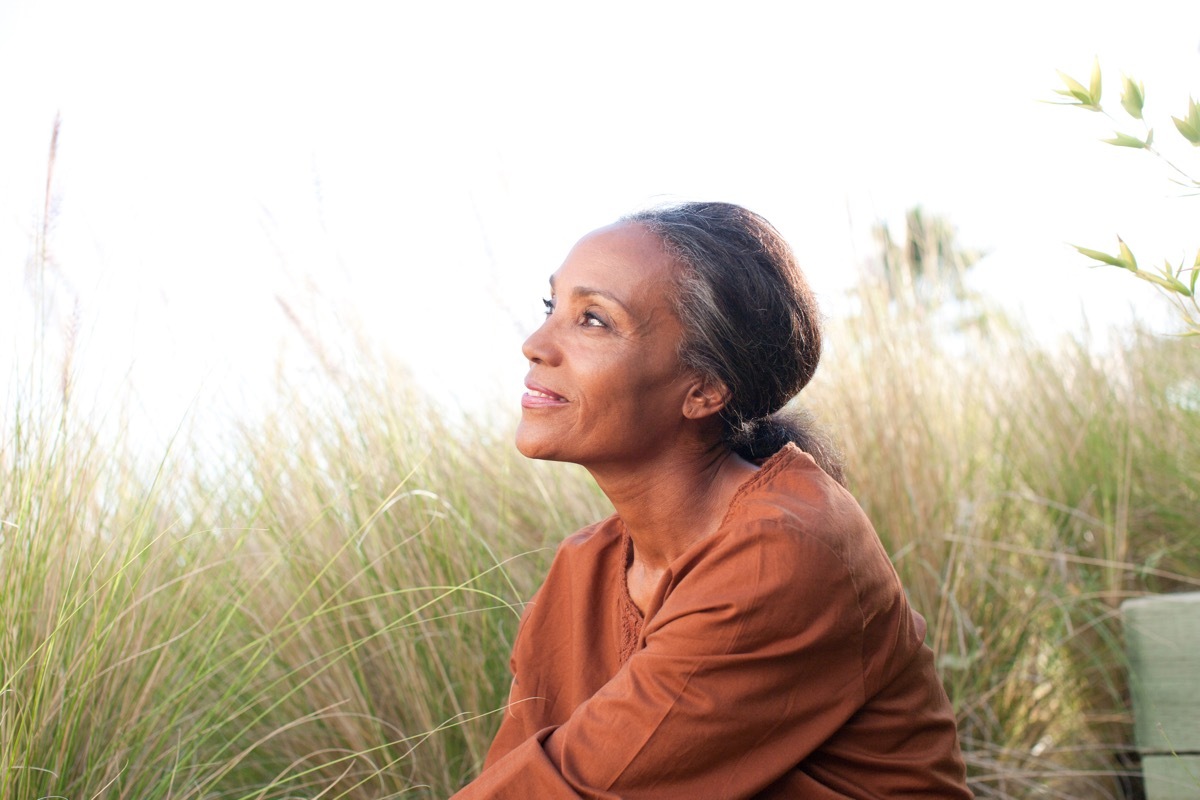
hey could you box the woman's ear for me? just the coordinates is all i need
[682,376,730,420]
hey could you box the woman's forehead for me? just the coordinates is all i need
[553,222,675,288]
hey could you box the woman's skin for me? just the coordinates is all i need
[517,221,761,613]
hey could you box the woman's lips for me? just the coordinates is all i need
[522,382,567,408]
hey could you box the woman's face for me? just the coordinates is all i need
[516,221,699,468]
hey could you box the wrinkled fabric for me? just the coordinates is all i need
[454,444,971,799]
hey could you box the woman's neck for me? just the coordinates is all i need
[589,444,760,571]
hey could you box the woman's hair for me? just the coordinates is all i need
[623,202,844,483]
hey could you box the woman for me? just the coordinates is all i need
[454,203,971,799]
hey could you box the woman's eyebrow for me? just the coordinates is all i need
[571,286,631,314]
[548,275,632,314]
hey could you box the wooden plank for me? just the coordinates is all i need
[1122,592,1200,754]
[1142,755,1200,800]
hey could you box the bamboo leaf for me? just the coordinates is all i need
[1121,76,1145,119]
[1089,58,1102,105]
[1163,260,1193,297]
[1117,237,1138,271]
[1073,245,1126,268]
[1104,132,1147,149]
[1052,88,1083,101]
[1056,70,1100,109]
[1057,70,1089,98]
[1139,270,1188,295]
[1173,115,1200,145]
[1175,98,1200,145]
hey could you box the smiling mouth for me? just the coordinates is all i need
[522,382,568,407]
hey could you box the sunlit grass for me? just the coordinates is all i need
[803,287,1200,798]
[3,270,1197,798]
[1,354,605,799]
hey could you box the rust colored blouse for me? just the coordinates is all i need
[453,444,971,799]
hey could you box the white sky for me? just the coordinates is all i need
[2,0,1198,448]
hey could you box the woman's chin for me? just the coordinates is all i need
[514,424,556,461]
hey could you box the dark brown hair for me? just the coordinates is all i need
[624,202,843,482]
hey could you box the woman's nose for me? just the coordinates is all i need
[522,317,560,365]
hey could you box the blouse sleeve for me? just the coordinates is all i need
[454,515,907,799]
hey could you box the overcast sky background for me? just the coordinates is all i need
[2,0,1198,450]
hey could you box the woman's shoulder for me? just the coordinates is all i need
[556,513,624,557]
[534,513,626,591]
[657,445,922,688]
[681,443,905,623]
[730,443,875,549]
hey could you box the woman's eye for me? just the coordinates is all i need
[582,311,606,328]
[542,297,554,316]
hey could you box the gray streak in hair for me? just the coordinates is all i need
[622,202,842,482]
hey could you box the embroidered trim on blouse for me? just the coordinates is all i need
[618,532,643,664]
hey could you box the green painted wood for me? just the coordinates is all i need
[1142,755,1200,800]
[1122,592,1200,757]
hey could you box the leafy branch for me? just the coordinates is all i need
[1053,59,1200,336]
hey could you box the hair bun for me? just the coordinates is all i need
[728,409,845,485]
[622,202,842,480]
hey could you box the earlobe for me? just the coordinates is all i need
[682,378,729,420]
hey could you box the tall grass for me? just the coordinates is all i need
[1,350,607,799]
[804,288,1200,798]
[4,168,1198,796]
